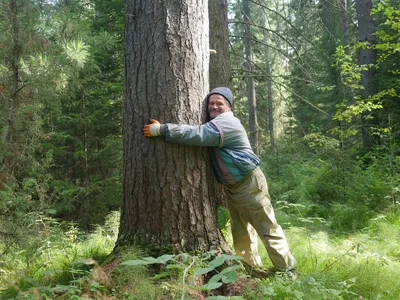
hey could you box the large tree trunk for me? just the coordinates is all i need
[355,0,376,150]
[242,0,259,154]
[118,0,227,252]
[209,0,231,89]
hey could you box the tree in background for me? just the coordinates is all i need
[118,0,227,252]
[260,0,276,151]
[209,0,232,207]
[44,0,124,227]
[209,0,232,89]
[0,0,126,257]
[0,0,398,252]
[356,0,377,150]
[0,0,54,250]
[242,0,259,154]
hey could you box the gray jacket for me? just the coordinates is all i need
[160,111,260,185]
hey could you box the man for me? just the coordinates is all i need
[143,87,296,277]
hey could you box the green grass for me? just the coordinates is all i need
[1,210,400,299]
[255,210,400,299]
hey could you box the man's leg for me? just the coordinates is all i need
[228,203,263,268]
[239,168,296,271]
[250,203,296,271]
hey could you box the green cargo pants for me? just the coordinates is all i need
[224,167,296,271]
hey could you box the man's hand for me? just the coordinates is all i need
[143,119,161,137]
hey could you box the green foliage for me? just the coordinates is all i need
[2,209,400,299]
[333,45,366,90]
[62,40,91,68]
[0,0,124,231]
[0,211,119,299]
[263,134,399,233]
[120,251,243,298]
[1,0,400,298]
[372,1,400,62]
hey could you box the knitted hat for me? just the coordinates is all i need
[206,87,233,106]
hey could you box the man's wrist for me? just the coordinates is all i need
[160,124,167,136]
[149,124,161,136]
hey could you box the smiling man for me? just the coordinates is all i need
[143,87,297,278]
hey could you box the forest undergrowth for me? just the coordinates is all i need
[1,205,399,299]
[2,142,400,299]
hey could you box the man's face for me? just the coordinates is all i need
[208,94,231,119]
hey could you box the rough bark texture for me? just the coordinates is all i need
[355,0,376,149]
[242,0,259,154]
[209,0,232,89]
[208,0,231,207]
[118,0,227,252]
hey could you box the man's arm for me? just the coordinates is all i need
[143,119,220,147]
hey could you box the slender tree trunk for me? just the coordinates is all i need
[209,0,232,89]
[4,0,19,144]
[242,0,259,154]
[118,0,227,252]
[275,0,282,52]
[1,0,20,176]
[355,0,376,150]
[261,0,276,151]
[339,0,349,47]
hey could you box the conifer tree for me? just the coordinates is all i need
[118,0,227,251]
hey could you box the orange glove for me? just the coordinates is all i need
[143,119,161,137]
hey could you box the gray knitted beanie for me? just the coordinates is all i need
[206,87,233,106]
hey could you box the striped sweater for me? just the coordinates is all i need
[160,111,260,185]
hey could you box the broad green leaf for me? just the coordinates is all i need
[202,281,223,291]
[149,271,170,280]
[194,267,213,275]
[208,273,223,284]
[166,264,184,270]
[221,271,238,284]
[220,265,240,274]
[45,208,57,215]
[120,259,150,266]
[154,254,175,264]
[121,254,175,266]
[208,255,242,269]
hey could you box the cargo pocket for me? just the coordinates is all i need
[248,169,271,210]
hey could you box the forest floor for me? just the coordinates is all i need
[1,210,400,299]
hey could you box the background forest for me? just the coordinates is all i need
[1,0,400,299]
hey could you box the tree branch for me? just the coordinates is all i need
[229,20,302,58]
[230,51,330,116]
[249,0,330,59]
[229,34,317,80]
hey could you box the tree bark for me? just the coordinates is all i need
[242,0,259,154]
[339,0,349,47]
[355,0,376,150]
[208,0,231,207]
[261,0,275,151]
[118,0,227,252]
[209,0,232,89]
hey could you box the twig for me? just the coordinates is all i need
[181,255,197,300]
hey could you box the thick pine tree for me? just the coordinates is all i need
[118,0,227,252]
